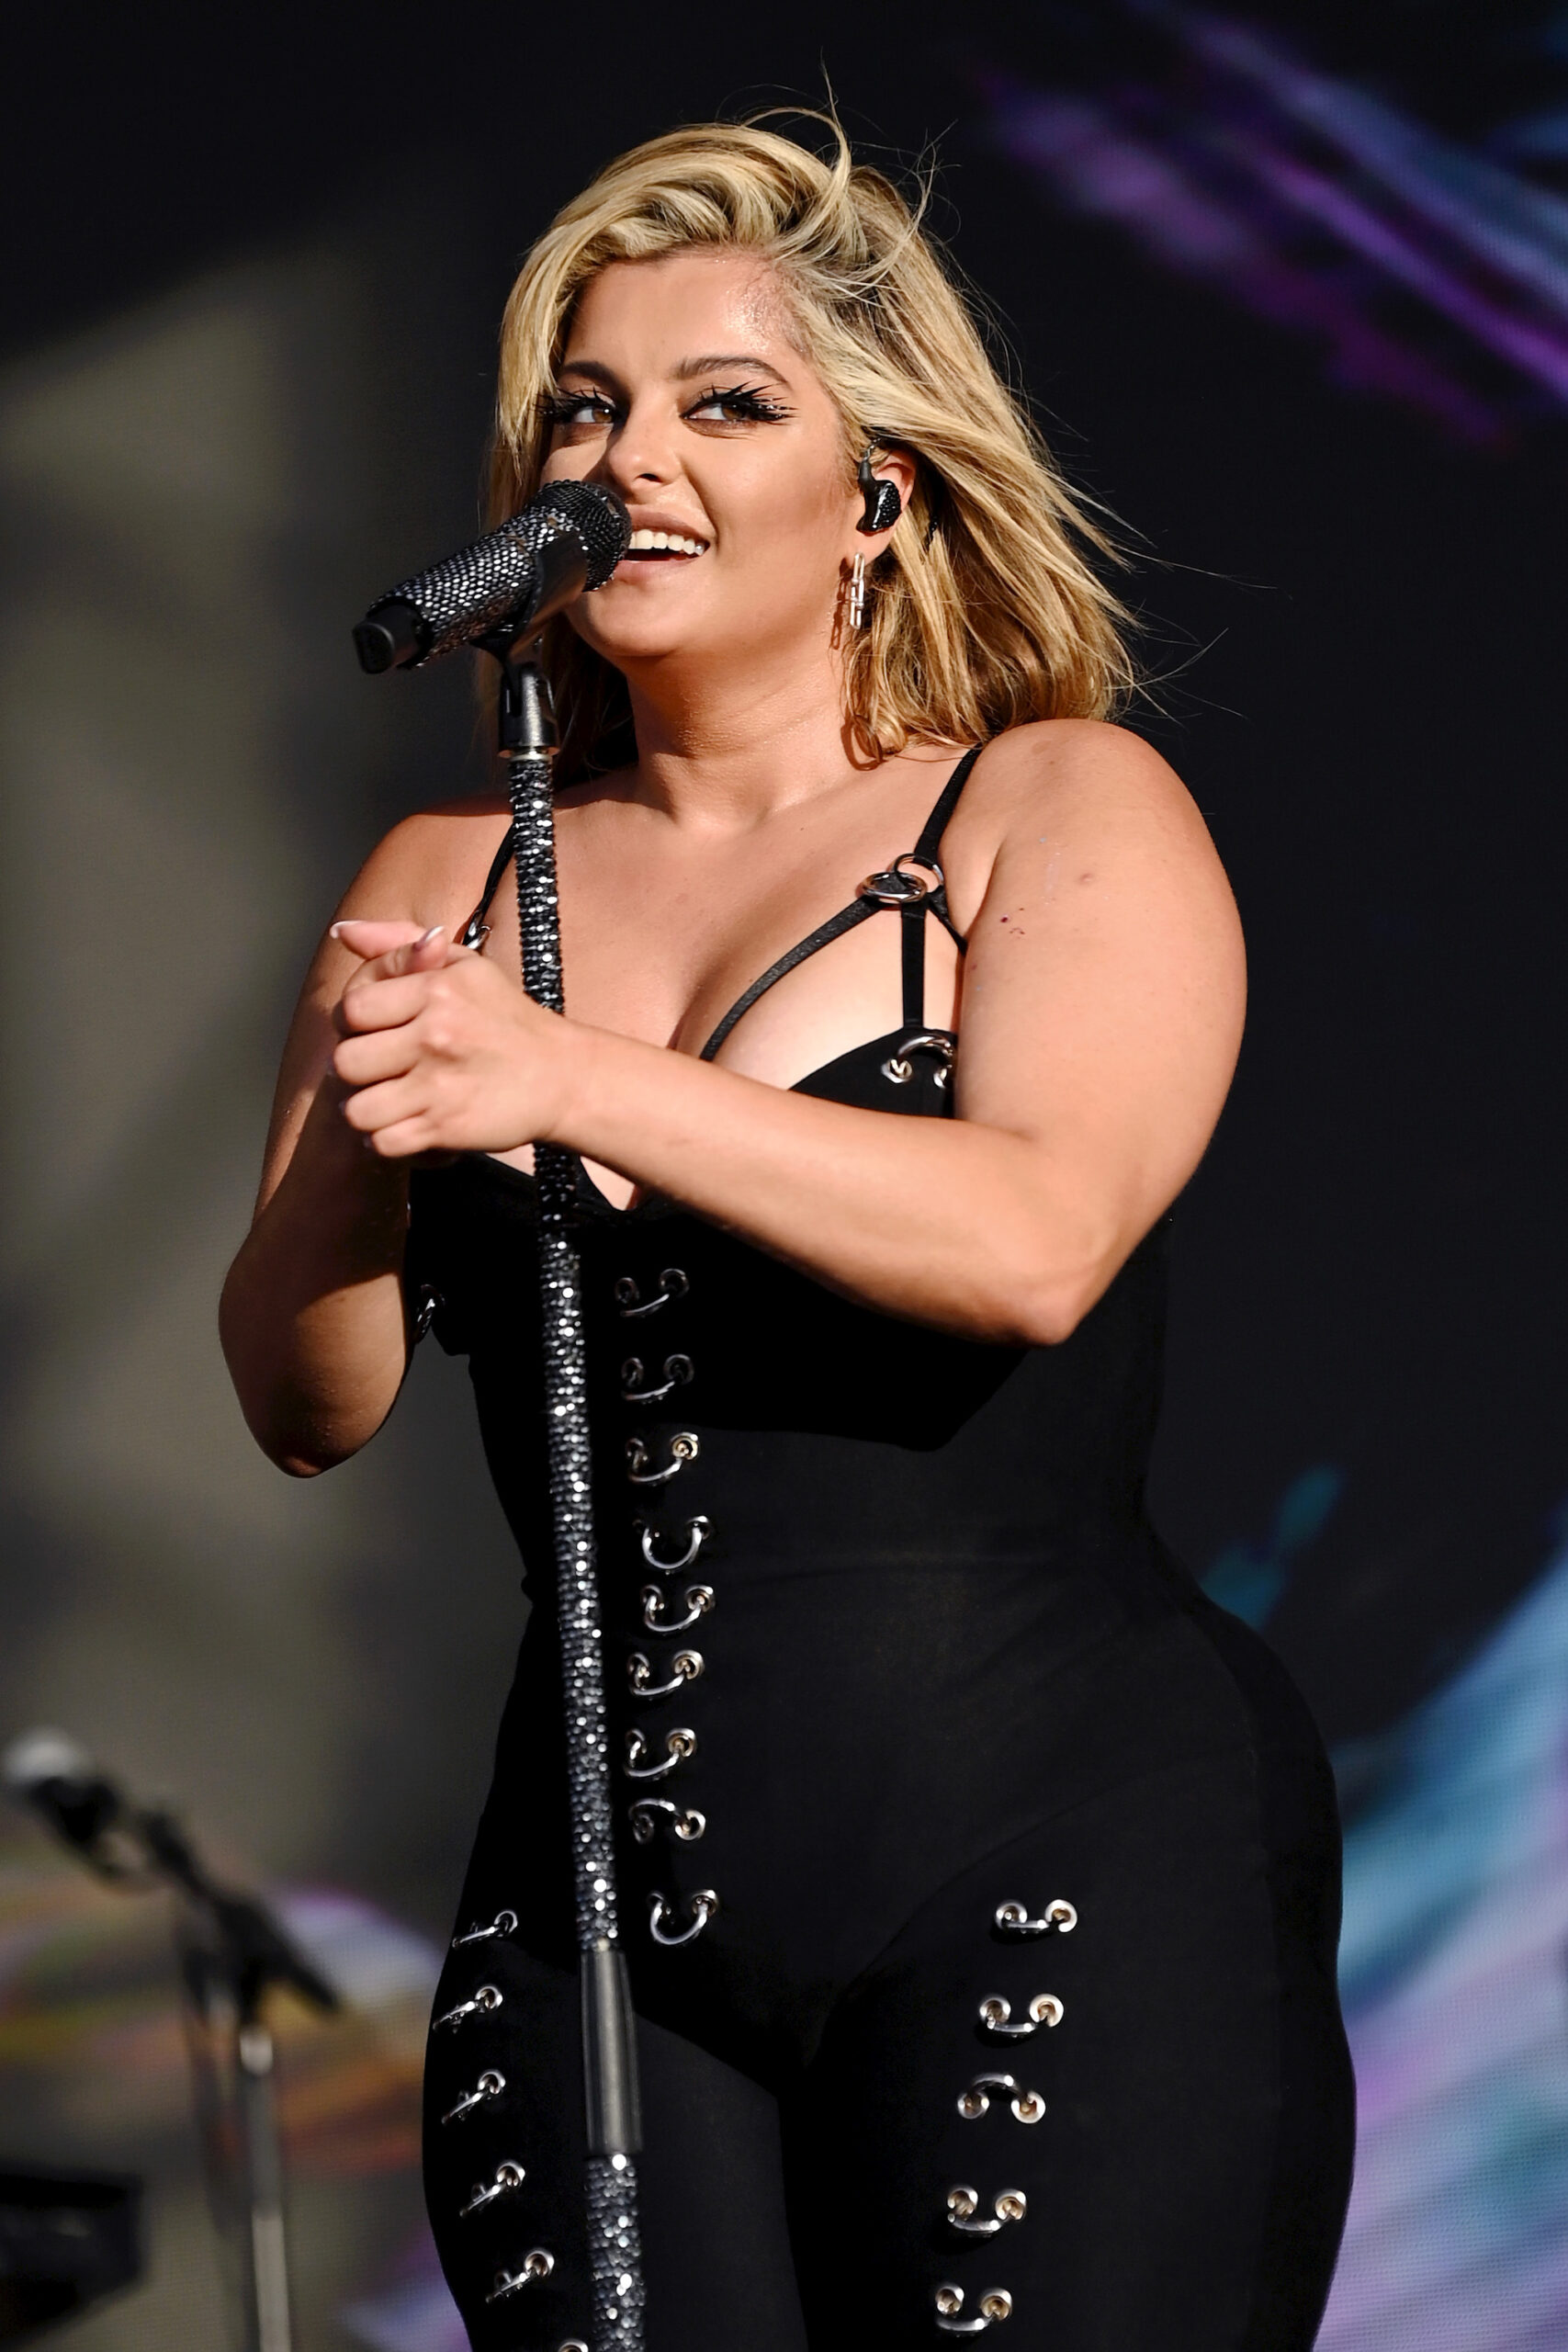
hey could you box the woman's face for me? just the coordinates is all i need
[539,252,901,680]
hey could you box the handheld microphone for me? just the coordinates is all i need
[2,1728,129,1869]
[353,477,631,673]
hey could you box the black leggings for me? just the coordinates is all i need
[423,1736,1353,2351]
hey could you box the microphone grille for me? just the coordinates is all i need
[3,1726,92,1792]
[532,479,631,589]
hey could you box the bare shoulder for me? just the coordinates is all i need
[944,719,1235,933]
[333,794,512,929]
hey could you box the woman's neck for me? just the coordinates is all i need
[615,640,874,831]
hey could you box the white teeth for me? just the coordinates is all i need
[626,527,707,554]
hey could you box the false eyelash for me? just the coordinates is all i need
[540,389,614,425]
[690,383,792,423]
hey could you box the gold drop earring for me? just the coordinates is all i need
[849,549,868,630]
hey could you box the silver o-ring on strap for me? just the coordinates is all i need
[857,851,944,907]
[413,1283,444,1340]
[624,1727,696,1781]
[641,1582,714,1634]
[994,1897,1077,1938]
[615,1268,689,1319]
[638,1515,710,1573]
[485,2250,554,2301]
[946,2186,1027,2237]
[626,1649,704,1700]
[620,1353,694,1405]
[442,2068,505,2125]
[629,1797,706,1844]
[434,1984,503,2030]
[882,1029,957,1087]
[460,2160,526,2219]
[956,2073,1045,2124]
[649,1889,718,1946]
[934,2283,1013,2334]
[977,1992,1064,2039]
[626,1432,701,1487]
[451,1907,517,1949]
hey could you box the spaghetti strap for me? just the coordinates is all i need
[698,743,986,1064]
[459,827,516,948]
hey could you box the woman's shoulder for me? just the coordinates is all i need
[334,794,513,930]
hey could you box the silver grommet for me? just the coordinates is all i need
[649,1889,718,1947]
[614,1268,690,1318]
[629,1797,706,1844]
[977,1992,1063,2038]
[442,2068,505,2125]
[994,1897,1077,1938]
[621,1352,694,1404]
[434,1983,503,2030]
[626,1431,701,1486]
[623,1727,697,1781]
[626,1648,703,1700]
[640,1581,714,1634]
[485,2249,554,2301]
[637,1514,711,1572]
[451,1907,518,1948]
[460,2160,526,2218]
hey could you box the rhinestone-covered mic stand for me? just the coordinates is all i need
[497,645,646,2352]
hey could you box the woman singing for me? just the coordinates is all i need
[221,119,1352,2352]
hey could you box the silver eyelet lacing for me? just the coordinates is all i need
[442,2068,505,2125]
[946,2185,1027,2238]
[956,2073,1045,2125]
[434,1983,503,2030]
[485,2250,554,2301]
[460,2160,526,2218]
[994,1897,1077,1938]
[626,1432,701,1487]
[934,2282,1013,2334]
[628,1797,706,1844]
[623,1727,696,1781]
[626,1649,704,1700]
[621,1353,693,1404]
[451,1907,517,1948]
[615,1268,689,1318]
[637,1515,711,1572]
[649,1889,718,1946]
[640,1581,713,1634]
[977,1992,1063,2039]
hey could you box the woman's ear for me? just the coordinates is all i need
[855,445,919,541]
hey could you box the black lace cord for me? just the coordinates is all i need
[508,741,647,2352]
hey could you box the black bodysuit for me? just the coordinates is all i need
[408,750,1354,2351]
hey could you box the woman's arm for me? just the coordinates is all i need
[332,725,1246,1349]
[219,808,496,1476]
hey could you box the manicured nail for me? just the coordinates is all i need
[415,925,445,949]
[329,922,344,939]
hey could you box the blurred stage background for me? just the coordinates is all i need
[2,1,1564,2344]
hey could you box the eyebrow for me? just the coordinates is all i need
[558,353,791,387]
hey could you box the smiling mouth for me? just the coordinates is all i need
[622,529,709,560]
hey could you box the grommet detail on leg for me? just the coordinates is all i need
[442,2068,505,2125]
[485,2249,554,2301]
[994,1897,1077,1938]
[934,2281,1013,2333]
[434,1983,503,2030]
[460,2160,525,2218]
[451,1907,517,1948]
[946,2185,1027,2236]
[629,1797,706,1843]
[977,1992,1063,2038]
[956,2074,1044,2124]
[649,1889,718,1946]
[624,1727,696,1781]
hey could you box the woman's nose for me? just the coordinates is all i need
[600,399,680,492]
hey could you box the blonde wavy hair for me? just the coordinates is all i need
[491,117,1134,778]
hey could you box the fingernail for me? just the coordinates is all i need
[415,925,445,948]
[329,922,344,939]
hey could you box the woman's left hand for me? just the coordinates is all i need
[329,921,575,1158]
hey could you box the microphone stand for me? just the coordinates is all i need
[480,631,645,2352]
[137,1806,337,2352]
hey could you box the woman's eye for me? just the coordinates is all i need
[685,386,790,424]
[546,392,615,429]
